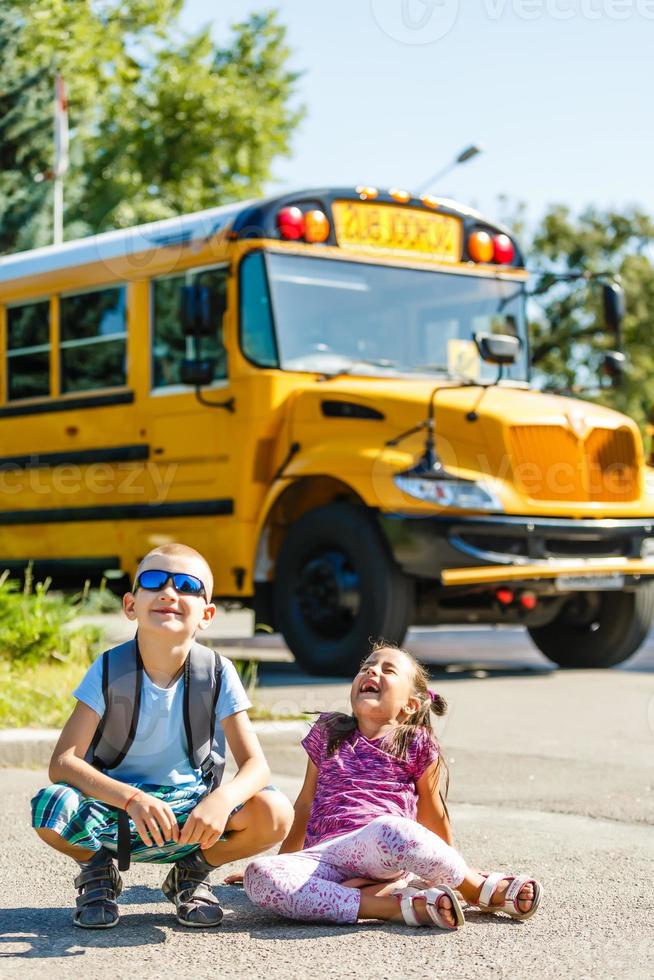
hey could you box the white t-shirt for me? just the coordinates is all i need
[74,651,252,790]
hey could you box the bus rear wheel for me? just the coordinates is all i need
[527,584,654,668]
[273,502,413,676]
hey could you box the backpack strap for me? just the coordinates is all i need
[86,636,143,771]
[183,642,224,789]
[85,635,142,874]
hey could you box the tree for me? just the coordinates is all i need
[0,2,303,252]
[0,7,52,253]
[523,204,654,435]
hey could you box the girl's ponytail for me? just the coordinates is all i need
[428,690,447,717]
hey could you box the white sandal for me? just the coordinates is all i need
[477,873,543,921]
[392,885,465,930]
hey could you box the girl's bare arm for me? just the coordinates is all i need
[415,759,454,846]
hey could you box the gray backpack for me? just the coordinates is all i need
[86,633,224,869]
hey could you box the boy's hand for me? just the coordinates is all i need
[126,792,179,848]
[179,790,232,850]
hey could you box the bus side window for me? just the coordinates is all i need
[60,286,127,393]
[6,299,51,400]
[239,252,278,368]
[152,266,227,389]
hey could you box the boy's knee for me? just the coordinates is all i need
[249,791,294,842]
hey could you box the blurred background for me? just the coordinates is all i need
[2,0,653,433]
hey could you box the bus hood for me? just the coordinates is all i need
[284,379,647,514]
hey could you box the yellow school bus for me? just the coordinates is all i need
[1,186,654,674]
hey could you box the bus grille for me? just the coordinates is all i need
[508,425,639,501]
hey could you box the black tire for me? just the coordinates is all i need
[273,502,413,676]
[527,584,654,668]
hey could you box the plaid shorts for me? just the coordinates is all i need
[31,781,275,864]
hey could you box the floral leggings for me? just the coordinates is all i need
[243,815,469,924]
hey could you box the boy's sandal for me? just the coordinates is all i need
[162,850,224,928]
[476,872,543,921]
[73,848,123,929]
[392,884,465,931]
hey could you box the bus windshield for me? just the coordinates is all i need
[262,252,528,383]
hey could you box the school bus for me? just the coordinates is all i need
[1,186,654,675]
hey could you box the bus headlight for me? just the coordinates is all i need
[393,475,504,511]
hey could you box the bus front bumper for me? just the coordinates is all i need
[377,513,654,588]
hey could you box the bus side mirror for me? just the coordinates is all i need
[180,358,216,386]
[180,285,225,336]
[602,282,625,343]
[474,332,520,365]
[601,350,626,383]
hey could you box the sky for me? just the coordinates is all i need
[181,0,654,233]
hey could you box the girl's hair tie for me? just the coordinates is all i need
[428,689,438,703]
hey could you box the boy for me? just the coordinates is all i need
[31,543,294,929]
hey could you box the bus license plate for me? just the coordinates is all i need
[555,573,625,591]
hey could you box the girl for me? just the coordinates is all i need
[241,642,543,929]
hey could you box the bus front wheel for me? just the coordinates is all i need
[273,502,413,676]
[527,584,654,668]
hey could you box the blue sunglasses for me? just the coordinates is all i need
[134,569,207,598]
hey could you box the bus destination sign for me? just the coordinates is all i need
[332,201,462,263]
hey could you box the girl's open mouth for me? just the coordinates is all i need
[359,679,381,694]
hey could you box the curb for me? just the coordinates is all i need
[0,720,308,769]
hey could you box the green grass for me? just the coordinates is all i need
[0,657,88,728]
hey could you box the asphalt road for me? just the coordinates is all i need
[1,623,653,979]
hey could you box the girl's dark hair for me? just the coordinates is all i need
[320,640,450,808]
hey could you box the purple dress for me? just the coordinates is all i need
[301,713,440,847]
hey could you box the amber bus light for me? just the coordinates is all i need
[467,230,494,263]
[304,209,330,243]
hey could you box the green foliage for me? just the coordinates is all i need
[1,1,303,251]
[0,568,103,666]
[231,658,258,695]
[0,7,52,253]
[518,203,654,436]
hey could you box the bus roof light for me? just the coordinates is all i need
[468,230,494,263]
[389,188,411,203]
[356,185,379,200]
[277,206,305,240]
[304,209,330,243]
[493,234,515,265]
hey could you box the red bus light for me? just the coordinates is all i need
[493,234,515,265]
[277,206,305,240]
